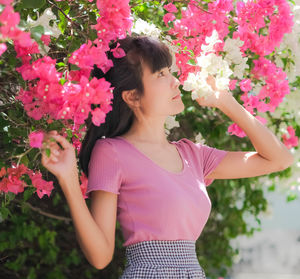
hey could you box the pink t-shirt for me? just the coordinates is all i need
[86,136,227,247]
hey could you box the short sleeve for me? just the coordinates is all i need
[86,139,123,198]
[198,144,228,186]
[179,138,227,187]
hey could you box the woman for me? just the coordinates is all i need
[41,35,294,278]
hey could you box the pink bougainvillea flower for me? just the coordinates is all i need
[240,78,252,92]
[91,107,106,126]
[0,0,14,4]
[28,171,54,198]
[0,164,27,194]
[228,123,246,138]
[29,131,44,148]
[79,172,88,199]
[163,13,176,27]
[0,167,7,178]
[282,126,299,149]
[14,38,40,57]
[229,79,237,90]
[0,5,20,29]
[251,57,290,113]
[6,175,26,194]
[41,34,51,46]
[111,42,126,58]
[0,43,7,56]
[255,115,267,125]
[164,3,178,13]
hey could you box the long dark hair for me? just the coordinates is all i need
[79,35,173,178]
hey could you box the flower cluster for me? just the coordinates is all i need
[1,0,132,128]
[0,0,132,198]
[233,0,294,56]
[182,30,233,100]
[92,0,133,47]
[163,0,296,141]
[282,126,299,149]
[0,163,54,199]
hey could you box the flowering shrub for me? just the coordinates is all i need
[0,0,299,278]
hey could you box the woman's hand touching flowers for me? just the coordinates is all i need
[41,130,78,185]
[194,75,233,109]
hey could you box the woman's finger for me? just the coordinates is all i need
[48,134,70,149]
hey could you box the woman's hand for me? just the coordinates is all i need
[41,130,78,185]
[195,75,233,109]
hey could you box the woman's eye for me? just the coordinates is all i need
[158,68,171,77]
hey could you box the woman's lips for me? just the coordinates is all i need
[172,93,181,99]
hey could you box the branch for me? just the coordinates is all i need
[45,0,89,42]
[12,199,72,224]
[171,0,233,26]
[46,0,77,27]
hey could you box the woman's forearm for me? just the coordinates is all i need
[218,93,294,167]
[59,177,111,269]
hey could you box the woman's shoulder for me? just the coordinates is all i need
[173,137,201,149]
[91,137,121,156]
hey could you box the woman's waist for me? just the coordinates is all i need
[124,239,200,268]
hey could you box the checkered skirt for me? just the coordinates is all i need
[119,240,206,278]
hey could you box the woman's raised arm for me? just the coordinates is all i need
[196,76,294,180]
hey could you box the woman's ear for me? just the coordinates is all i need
[122,89,140,110]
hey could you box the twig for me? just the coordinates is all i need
[45,0,89,41]
[46,0,77,27]
[172,0,234,26]
[12,199,72,223]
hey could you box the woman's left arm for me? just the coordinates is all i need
[196,79,294,180]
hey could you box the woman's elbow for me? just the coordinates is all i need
[279,152,294,170]
[93,255,113,270]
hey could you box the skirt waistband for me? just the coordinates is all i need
[124,240,200,268]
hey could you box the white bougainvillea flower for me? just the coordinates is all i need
[233,57,249,79]
[223,37,249,79]
[164,115,180,136]
[195,132,206,145]
[201,29,222,53]
[132,18,161,38]
[165,115,180,130]
[183,71,215,100]
[26,8,61,38]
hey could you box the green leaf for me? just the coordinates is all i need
[46,148,51,157]
[287,193,298,202]
[52,193,61,206]
[21,0,46,9]
[69,38,82,53]
[30,25,45,41]
[187,59,196,66]
[23,187,36,201]
[66,129,73,139]
[70,64,81,71]
[58,11,68,35]
[267,184,275,191]
[0,207,11,221]
[7,54,18,68]
[57,62,66,67]
[20,154,29,166]
[59,78,66,85]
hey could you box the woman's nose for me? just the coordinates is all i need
[172,76,180,89]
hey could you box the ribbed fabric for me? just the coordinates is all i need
[86,137,227,247]
[87,140,122,195]
[119,240,206,278]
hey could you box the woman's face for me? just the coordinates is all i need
[138,62,184,117]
